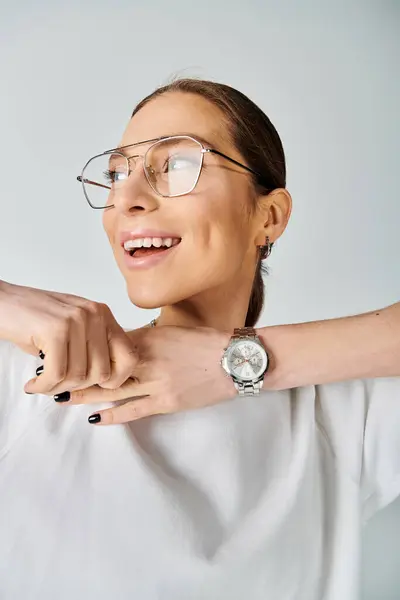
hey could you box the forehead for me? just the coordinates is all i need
[119,92,231,150]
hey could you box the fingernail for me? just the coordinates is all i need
[39,350,45,360]
[36,366,44,376]
[88,413,101,424]
[25,392,33,395]
[53,391,70,403]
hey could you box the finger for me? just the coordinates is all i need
[99,321,139,389]
[49,309,88,395]
[68,377,152,405]
[84,315,112,386]
[24,297,89,394]
[49,292,111,390]
[50,329,136,401]
[87,396,165,426]
[24,323,69,394]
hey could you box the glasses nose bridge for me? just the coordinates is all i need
[126,152,144,175]
[117,152,155,202]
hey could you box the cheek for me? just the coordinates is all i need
[198,177,250,237]
[102,210,116,245]
[188,186,251,268]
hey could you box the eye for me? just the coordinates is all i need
[103,169,127,184]
[162,154,198,173]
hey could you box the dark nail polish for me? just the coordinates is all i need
[53,391,70,403]
[88,413,101,424]
[39,350,45,360]
[36,365,44,376]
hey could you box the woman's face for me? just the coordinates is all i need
[103,92,265,310]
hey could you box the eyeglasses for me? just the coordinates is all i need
[77,134,269,209]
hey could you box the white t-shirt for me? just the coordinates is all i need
[0,339,399,600]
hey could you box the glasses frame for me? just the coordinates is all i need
[77,134,270,210]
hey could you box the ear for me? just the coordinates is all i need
[254,188,292,246]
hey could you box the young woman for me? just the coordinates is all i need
[0,78,399,600]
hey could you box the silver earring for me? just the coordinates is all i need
[258,236,272,260]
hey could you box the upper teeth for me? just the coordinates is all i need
[124,237,179,250]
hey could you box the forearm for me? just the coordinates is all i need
[0,280,14,340]
[257,301,400,390]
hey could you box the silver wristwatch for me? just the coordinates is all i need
[220,327,269,396]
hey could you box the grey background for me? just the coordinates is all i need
[1,0,399,597]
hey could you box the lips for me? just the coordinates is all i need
[118,228,182,270]
[121,236,181,270]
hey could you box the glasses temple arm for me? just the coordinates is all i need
[205,149,270,188]
[77,176,111,191]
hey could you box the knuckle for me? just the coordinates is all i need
[97,370,112,384]
[42,376,65,394]
[98,380,116,390]
[108,358,136,388]
[105,375,126,389]
[68,306,87,326]
[69,372,88,385]
[127,403,140,419]
[98,372,123,389]
[88,302,108,325]
[81,299,100,314]
[97,302,112,318]
[72,388,85,400]
[51,366,68,383]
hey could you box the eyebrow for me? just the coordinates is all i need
[110,132,219,154]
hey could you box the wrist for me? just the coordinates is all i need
[218,330,239,399]
[255,326,289,391]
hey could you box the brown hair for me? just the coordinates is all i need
[131,78,286,327]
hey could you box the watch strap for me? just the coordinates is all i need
[232,326,257,339]
[234,379,263,396]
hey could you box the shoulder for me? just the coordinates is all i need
[315,376,400,520]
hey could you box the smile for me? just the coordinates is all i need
[123,236,181,257]
[121,237,181,270]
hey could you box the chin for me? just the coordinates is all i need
[126,285,179,310]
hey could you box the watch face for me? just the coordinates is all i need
[226,340,268,381]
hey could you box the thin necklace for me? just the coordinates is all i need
[149,318,158,328]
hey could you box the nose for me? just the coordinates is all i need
[111,158,159,216]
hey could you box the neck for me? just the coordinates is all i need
[154,279,255,332]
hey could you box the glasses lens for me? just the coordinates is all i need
[82,152,128,208]
[145,137,202,196]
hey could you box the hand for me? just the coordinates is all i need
[0,280,137,396]
[63,325,237,425]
